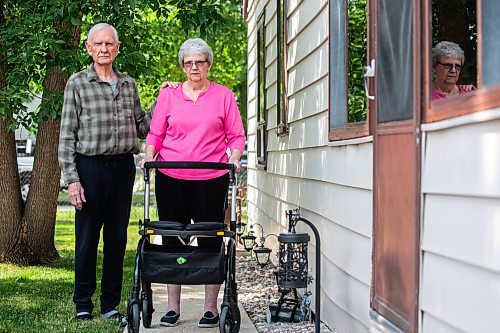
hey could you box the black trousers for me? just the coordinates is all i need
[155,171,229,248]
[73,153,135,314]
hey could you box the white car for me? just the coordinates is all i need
[17,155,66,202]
[17,156,34,202]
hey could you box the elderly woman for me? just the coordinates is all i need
[432,41,476,99]
[142,38,245,328]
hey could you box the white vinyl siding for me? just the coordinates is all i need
[245,0,373,332]
[420,111,500,333]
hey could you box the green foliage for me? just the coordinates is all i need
[1,0,248,131]
[347,0,367,123]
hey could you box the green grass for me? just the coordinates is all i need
[0,208,152,333]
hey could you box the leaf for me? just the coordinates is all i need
[70,16,80,26]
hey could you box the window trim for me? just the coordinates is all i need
[423,0,500,123]
[256,13,267,169]
[328,0,372,141]
[276,0,289,135]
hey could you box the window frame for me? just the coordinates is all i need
[256,13,267,169]
[328,0,373,141]
[423,0,500,123]
[276,0,289,135]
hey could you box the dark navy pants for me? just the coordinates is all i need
[73,153,135,314]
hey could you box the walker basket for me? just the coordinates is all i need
[141,241,225,285]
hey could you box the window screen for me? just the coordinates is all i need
[482,0,500,87]
[377,0,413,123]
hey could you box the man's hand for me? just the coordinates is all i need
[68,182,86,211]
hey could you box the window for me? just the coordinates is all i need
[425,0,500,122]
[329,0,370,140]
[276,0,288,135]
[256,14,267,168]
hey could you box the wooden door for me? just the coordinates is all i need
[371,0,421,332]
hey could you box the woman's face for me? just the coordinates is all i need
[182,53,211,83]
[434,55,463,86]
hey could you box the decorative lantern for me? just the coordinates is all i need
[276,232,310,289]
[241,234,256,252]
[253,246,272,266]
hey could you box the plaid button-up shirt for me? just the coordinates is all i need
[58,65,151,184]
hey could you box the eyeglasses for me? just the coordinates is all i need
[183,60,208,68]
[437,61,463,71]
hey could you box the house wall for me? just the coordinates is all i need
[246,0,374,331]
[420,109,500,333]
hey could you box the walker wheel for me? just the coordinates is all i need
[219,305,241,333]
[127,302,140,333]
[141,293,154,328]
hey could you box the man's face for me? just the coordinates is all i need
[85,28,120,67]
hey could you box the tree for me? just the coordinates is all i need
[0,0,247,265]
[0,0,24,264]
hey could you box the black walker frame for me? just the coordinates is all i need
[127,161,241,333]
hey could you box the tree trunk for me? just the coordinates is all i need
[0,122,24,261]
[1,20,82,264]
[17,118,62,264]
[0,0,25,262]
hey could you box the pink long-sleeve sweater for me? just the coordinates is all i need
[146,82,246,180]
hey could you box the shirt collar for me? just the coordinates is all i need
[86,63,132,84]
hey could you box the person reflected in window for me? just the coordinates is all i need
[432,41,476,99]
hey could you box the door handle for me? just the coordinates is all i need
[364,59,375,100]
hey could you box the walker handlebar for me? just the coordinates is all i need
[143,161,235,183]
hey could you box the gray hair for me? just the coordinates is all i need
[432,41,464,66]
[178,38,213,66]
[87,23,119,43]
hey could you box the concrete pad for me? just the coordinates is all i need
[140,283,257,333]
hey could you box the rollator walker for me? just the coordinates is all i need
[127,161,241,333]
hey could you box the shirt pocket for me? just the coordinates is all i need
[121,94,135,118]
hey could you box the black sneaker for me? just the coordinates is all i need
[76,312,93,321]
[160,310,180,327]
[101,310,127,327]
[198,311,219,328]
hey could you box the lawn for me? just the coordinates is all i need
[0,208,154,333]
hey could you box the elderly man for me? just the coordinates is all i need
[58,23,151,325]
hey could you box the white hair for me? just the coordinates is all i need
[87,23,119,43]
[178,38,213,66]
[432,41,465,66]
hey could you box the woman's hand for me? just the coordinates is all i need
[161,81,180,89]
[140,146,157,169]
[459,84,477,92]
[139,155,155,169]
[229,148,243,173]
[229,158,242,173]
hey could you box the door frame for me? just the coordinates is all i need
[370,0,422,331]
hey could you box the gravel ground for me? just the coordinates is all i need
[236,253,334,333]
